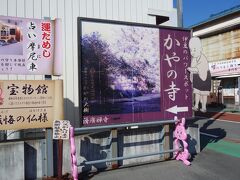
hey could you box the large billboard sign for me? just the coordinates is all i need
[78,18,192,126]
[0,15,62,75]
[0,80,63,130]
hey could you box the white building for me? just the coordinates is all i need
[192,5,240,107]
[0,1,182,178]
[0,0,178,126]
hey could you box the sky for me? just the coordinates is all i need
[180,0,240,27]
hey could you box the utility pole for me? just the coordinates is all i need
[177,0,183,27]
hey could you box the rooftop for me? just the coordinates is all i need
[190,4,240,28]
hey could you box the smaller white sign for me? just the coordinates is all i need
[209,58,240,77]
[53,120,70,140]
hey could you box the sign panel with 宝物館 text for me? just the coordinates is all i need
[0,80,63,130]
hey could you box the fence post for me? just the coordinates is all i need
[45,128,54,177]
[44,61,54,177]
[111,129,118,169]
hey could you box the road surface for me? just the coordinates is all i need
[81,149,240,180]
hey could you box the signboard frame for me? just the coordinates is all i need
[0,15,62,75]
[78,17,192,127]
[0,80,64,130]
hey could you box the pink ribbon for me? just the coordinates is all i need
[70,126,78,180]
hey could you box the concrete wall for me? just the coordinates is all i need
[63,126,169,174]
[0,139,47,179]
[186,124,200,154]
[118,126,165,166]
[0,142,25,180]
[24,140,45,179]
[0,125,199,179]
[0,125,170,179]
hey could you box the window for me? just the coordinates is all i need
[10,29,16,35]
[1,30,7,36]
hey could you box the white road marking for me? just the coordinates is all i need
[195,116,240,124]
[200,132,219,138]
[213,118,240,124]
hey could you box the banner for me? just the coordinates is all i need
[209,58,240,77]
[0,80,63,130]
[0,15,62,75]
[78,18,192,126]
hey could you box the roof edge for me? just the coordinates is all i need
[189,5,240,28]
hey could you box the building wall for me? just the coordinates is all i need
[201,28,240,105]
[0,0,177,126]
[193,12,240,106]
[201,28,240,62]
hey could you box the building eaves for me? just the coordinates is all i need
[189,5,240,28]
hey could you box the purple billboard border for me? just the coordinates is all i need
[78,18,192,127]
[160,29,192,120]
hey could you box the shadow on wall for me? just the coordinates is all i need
[117,126,165,166]
[64,98,80,128]
[24,143,37,180]
[78,126,167,175]
[78,126,168,178]
[185,121,199,156]
[79,131,112,172]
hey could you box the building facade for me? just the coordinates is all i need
[0,0,178,127]
[0,2,180,178]
[192,5,240,107]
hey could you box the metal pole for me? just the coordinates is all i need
[82,148,181,165]
[177,0,183,27]
[44,45,54,177]
[75,119,178,133]
[45,128,54,177]
[57,139,63,179]
[111,129,118,169]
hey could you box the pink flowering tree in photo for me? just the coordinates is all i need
[109,26,160,94]
[81,22,161,115]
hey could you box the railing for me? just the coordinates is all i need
[74,119,179,166]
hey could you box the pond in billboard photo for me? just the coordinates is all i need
[80,21,160,116]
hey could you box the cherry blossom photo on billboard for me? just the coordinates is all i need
[0,19,23,55]
[81,21,160,117]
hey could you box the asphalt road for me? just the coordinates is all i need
[84,149,240,180]
[193,117,240,141]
